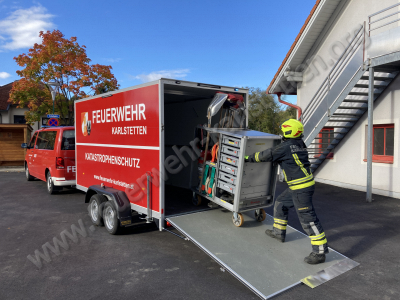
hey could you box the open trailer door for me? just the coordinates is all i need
[166,209,359,299]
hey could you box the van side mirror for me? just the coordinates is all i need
[21,143,29,149]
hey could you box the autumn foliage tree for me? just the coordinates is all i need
[248,87,297,135]
[9,30,119,125]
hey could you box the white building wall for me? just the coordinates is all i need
[8,107,40,130]
[313,75,400,198]
[1,107,40,130]
[0,111,9,123]
[298,0,400,109]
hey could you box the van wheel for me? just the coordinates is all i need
[25,165,34,181]
[46,172,57,194]
[89,194,106,226]
[103,202,121,235]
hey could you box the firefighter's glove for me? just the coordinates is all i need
[244,155,249,162]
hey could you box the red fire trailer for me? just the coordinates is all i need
[74,79,358,299]
[75,79,252,232]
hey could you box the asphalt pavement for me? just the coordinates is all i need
[1,172,399,300]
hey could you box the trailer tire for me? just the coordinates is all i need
[89,194,106,226]
[255,209,266,222]
[232,213,244,227]
[192,194,202,206]
[25,165,34,181]
[103,201,121,235]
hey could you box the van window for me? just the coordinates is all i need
[61,130,75,150]
[29,132,38,148]
[37,131,57,150]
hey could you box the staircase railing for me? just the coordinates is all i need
[302,25,366,126]
[369,3,400,36]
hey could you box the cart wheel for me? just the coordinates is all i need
[232,213,244,227]
[192,194,202,206]
[255,209,266,222]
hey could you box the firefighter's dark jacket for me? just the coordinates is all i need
[247,137,315,190]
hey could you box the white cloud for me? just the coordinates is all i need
[0,5,55,50]
[134,69,190,83]
[0,72,11,79]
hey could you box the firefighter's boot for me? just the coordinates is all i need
[304,252,326,264]
[265,229,285,243]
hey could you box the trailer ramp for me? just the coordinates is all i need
[166,209,358,299]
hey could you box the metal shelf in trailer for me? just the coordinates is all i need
[190,128,280,227]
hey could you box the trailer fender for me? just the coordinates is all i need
[85,185,133,227]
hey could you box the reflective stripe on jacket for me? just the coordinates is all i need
[247,137,314,190]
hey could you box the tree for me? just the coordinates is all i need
[9,30,119,125]
[247,87,298,135]
[279,105,297,123]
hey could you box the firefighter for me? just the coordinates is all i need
[245,119,328,264]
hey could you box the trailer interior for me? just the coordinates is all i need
[162,81,247,216]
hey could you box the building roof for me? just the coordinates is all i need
[267,0,343,94]
[0,123,33,130]
[0,82,14,111]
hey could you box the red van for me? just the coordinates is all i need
[22,126,76,194]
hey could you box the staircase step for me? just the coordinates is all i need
[373,67,400,73]
[337,106,367,109]
[354,83,388,88]
[329,125,353,128]
[309,143,339,147]
[313,133,342,136]
[360,75,394,81]
[308,150,331,153]
[333,112,364,116]
[313,135,343,139]
[328,119,358,122]
[343,99,368,103]
[312,142,341,145]
[348,91,379,96]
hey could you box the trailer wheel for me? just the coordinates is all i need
[89,194,106,226]
[25,165,34,181]
[255,209,266,222]
[192,194,202,206]
[232,213,244,227]
[103,201,121,235]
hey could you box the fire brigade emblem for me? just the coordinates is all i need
[81,112,91,136]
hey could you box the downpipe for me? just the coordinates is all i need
[275,92,302,121]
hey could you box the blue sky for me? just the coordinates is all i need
[0,0,316,103]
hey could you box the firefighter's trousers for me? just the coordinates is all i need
[272,186,328,254]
